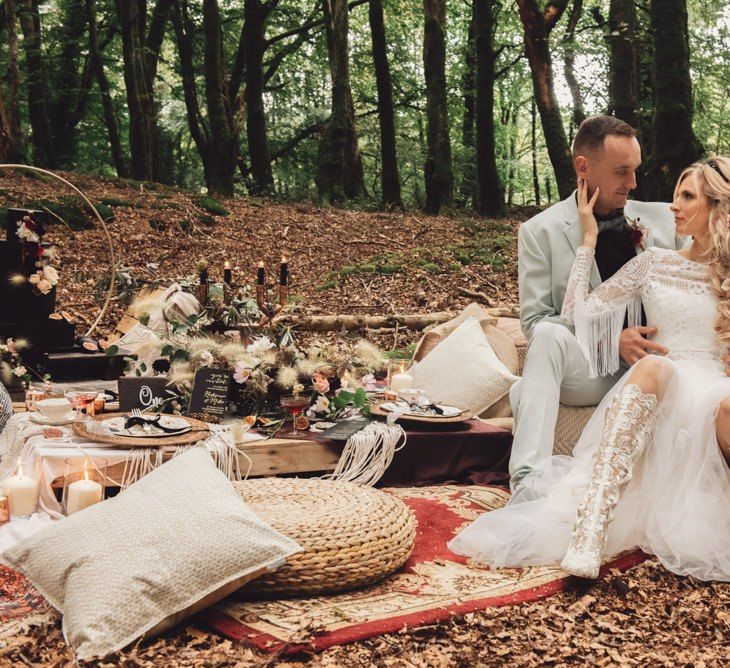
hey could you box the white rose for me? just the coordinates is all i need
[247,336,275,354]
[314,395,330,413]
[12,365,27,377]
[28,273,40,285]
[17,226,39,243]
[43,266,59,284]
[36,278,52,294]
[199,349,214,367]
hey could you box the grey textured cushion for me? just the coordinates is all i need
[1,448,302,660]
[0,382,12,436]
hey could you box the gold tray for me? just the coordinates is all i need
[73,413,210,447]
[369,403,472,424]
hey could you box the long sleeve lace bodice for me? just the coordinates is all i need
[561,246,721,377]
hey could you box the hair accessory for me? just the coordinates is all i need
[707,159,729,183]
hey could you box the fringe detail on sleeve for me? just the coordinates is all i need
[573,288,642,378]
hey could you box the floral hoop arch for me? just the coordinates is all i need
[0,164,115,338]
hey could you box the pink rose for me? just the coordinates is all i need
[312,373,330,394]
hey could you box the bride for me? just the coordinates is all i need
[449,156,730,582]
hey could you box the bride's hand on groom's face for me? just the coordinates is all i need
[620,326,669,365]
[577,177,599,248]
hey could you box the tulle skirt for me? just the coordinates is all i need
[448,356,730,581]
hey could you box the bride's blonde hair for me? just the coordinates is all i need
[676,156,730,344]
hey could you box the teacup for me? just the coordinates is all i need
[36,397,73,421]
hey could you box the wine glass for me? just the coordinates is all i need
[279,394,311,436]
[64,390,99,421]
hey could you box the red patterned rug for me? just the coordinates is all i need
[0,564,56,638]
[206,485,647,654]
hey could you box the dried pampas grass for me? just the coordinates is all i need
[276,365,299,389]
[355,340,385,371]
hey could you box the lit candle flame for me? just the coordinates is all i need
[224,260,231,269]
[281,257,287,263]
[258,261,264,268]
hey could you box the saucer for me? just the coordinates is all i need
[29,411,77,426]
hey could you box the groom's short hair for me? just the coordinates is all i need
[573,115,637,158]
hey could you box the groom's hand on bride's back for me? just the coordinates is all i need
[620,326,669,365]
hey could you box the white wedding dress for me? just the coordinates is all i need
[449,246,730,581]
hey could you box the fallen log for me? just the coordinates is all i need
[270,305,519,332]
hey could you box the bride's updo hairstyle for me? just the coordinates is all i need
[677,156,730,342]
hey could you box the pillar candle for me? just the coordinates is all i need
[390,371,414,392]
[279,257,288,286]
[257,261,265,285]
[66,476,103,515]
[4,460,40,518]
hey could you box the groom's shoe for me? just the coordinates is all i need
[560,384,658,579]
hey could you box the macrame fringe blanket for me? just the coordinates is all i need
[322,421,406,487]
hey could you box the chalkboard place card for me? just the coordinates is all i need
[118,376,174,413]
[318,417,374,442]
[188,368,232,419]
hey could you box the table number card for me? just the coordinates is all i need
[118,376,173,413]
[188,368,232,419]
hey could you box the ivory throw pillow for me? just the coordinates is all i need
[1,448,302,660]
[410,316,519,416]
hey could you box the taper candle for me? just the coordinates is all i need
[257,261,265,285]
[223,261,232,286]
[279,257,288,286]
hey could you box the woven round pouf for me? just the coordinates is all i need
[232,478,416,597]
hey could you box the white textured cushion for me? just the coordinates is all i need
[1,448,301,660]
[410,316,519,416]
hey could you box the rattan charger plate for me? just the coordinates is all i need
[233,478,416,596]
[72,413,210,447]
[370,402,472,424]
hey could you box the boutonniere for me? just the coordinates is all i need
[626,215,648,250]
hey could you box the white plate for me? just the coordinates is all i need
[29,411,77,426]
[103,415,192,438]
[379,402,464,418]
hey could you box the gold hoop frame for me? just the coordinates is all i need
[0,164,116,337]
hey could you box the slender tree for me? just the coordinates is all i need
[244,0,276,195]
[608,0,639,130]
[531,99,541,205]
[516,0,573,200]
[474,0,505,216]
[458,9,476,205]
[647,0,703,200]
[85,0,128,177]
[2,0,24,162]
[422,0,453,213]
[369,0,402,208]
[563,0,586,129]
[316,0,366,203]
[18,0,57,167]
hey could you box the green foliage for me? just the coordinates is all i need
[195,197,229,216]
[26,197,104,230]
[99,196,135,208]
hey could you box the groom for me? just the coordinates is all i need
[509,115,682,491]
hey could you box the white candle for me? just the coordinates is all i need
[390,372,414,392]
[4,460,40,518]
[66,477,103,516]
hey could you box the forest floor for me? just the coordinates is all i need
[0,170,728,666]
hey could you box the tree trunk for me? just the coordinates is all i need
[563,0,586,129]
[422,0,453,213]
[516,0,573,200]
[2,0,25,162]
[369,0,402,208]
[85,0,128,177]
[531,99,541,205]
[244,0,275,195]
[316,0,366,203]
[50,0,86,166]
[474,0,505,216]
[18,0,57,168]
[608,0,639,129]
[202,0,237,196]
[458,8,476,206]
[507,101,517,206]
[647,0,703,200]
[116,0,156,180]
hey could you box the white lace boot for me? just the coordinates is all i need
[560,384,658,578]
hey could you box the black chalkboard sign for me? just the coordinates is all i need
[188,368,232,418]
[118,376,173,413]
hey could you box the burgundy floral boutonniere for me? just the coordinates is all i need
[626,215,648,251]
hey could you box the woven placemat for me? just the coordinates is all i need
[233,478,416,596]
[72,413,210,447]
[370,403,472,424]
